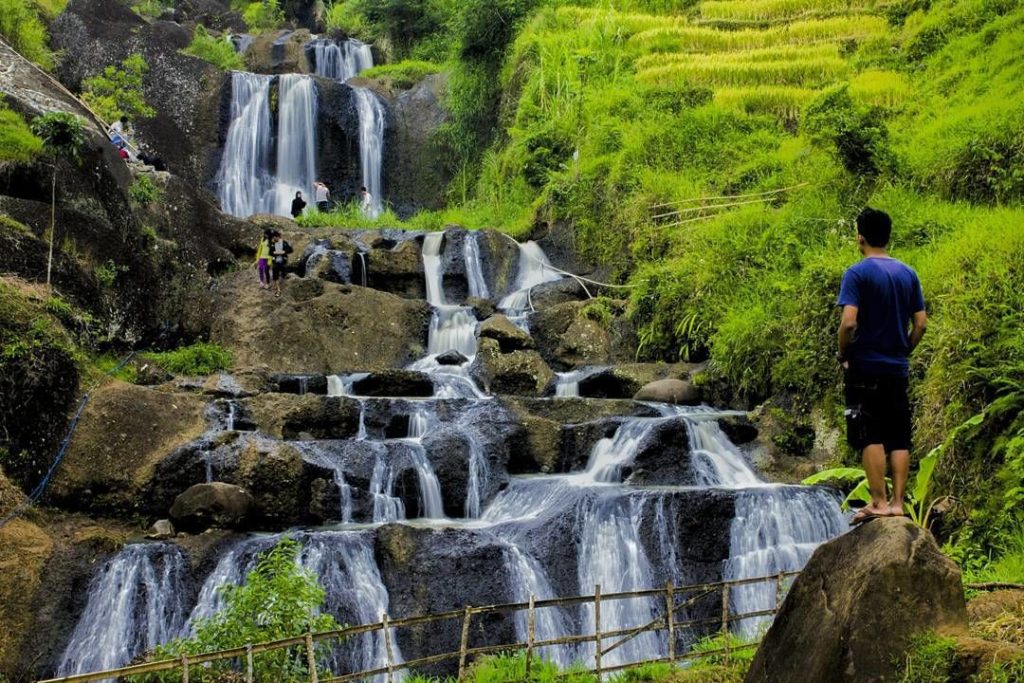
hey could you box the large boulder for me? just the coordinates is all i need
[470,338,555,397]
[352,370,434,397]
[0,519,53,675]
[478,314,536,351]
[745,517,968,683]
[210,271,430,372]
[531,300,640,370]
[633,378,700,406]
[47,383,207,514]
[577,364,695,400]
[169,482,254,532]
[363,238,427,300]
[246,30,314,74]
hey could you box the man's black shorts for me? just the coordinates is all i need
[843,369,912,452]
[272,260,286,281]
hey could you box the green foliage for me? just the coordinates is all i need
[82,54,156,123]
[130,538,341,683]
[141,342,232,376]
[93,259,121,288]
[30,111,86,162]
[134,0,171,18]
[465,652,594,683]
[183,25,245,70]
[128,174,164,205]
[0,100,43,163]
[357,0,452,58]
[0,0,55,69]
[362,60,442,89]
[803,85,889,175]
[241,0,285,31]
[0,214,31,235]
[897,632,958,683]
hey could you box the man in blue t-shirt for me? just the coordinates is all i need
[837,208,928,525]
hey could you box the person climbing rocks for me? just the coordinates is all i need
[314,181,331,212]
[109,115,130,147]
[255,229,272,289]
[269,230,293,298]
[359,186,373,217]
[837,207,928,526]
[291,191,306,219]
[117,141,130,162]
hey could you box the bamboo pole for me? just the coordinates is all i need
[594,584,603,680]
[457,606,473,681]
[306,632,319,683]
[180,655,189,683]
[525,595,537,678]
[665,582,676,662]
[246,644,254,683]
[383,613,395,683]
[721,584,731,663]
[776,572,785,611]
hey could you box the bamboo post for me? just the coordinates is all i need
[457,606,472,682]
[383,613,395,683]
[721,584,731,663]
[181,655,189,683]
[306,632,319,683]
[665,581,676,662]
[246,643,254,683]
[594,584,602,680]
[776,572,786,611]
[525,595,537,679]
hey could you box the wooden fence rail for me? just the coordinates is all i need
[38,572,801,683]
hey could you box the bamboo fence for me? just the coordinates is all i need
[38,572,801,683]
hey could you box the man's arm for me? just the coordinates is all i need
[838,305,858,362]
[909,309,928,352]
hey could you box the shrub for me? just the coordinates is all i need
[129,538,341,683]
[0,100,43,163]
[241,0,284,31]
[183,25,245,70]
[803,85,889,176]
[134,0,170,18]
[142,341,232,376]
[357,0,450,58]
[0,0,54,69]
[362,60,442,89]
[82,54,156,123]
[128,174,163,205]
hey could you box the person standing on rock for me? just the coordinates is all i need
[837,208,928,525]
[255,229,272,290]
[314,181,331,212]
[359,186,374,217]
[270,230,293,298]
[291,191,307,219]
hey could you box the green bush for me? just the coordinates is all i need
[357,0,451,58]
[362,60,443,89]
[133,0,170,18]
[129,538,341,683]
[0,0,55,69]
[141,342,232,376]
[241,0,284,31]
[183,25,245,70]
[128,174,163,205]
[0,100,43,163]
[82,54,156,123]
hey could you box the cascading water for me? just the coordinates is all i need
[354,88,386,217]
[273,74,318,216]
[215,72,273,218]
[58,544,190,677]
[309,37,373,81]
[499,241,564,329]
[465,231,490,300]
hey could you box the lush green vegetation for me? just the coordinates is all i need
[363,60,443,89]
[81,54,156,123]
[183,25,245,70]
[0,99,42,163]
[238,0,284,31]
[141,341,232,376]
[129,538,341,683]
[0,0,58,69]
[128,174,164,205]
[897,631,1024,683]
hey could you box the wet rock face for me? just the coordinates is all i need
[352,370,434,398]
[170,482,254,532]
[625,419,697,486]
[476,230,521,300]
[478,314,537,351]
[314,79,363,205]
[363,239,428,300]
[471,338,556,397]
[745,517,968,683]
[246,30,314,74]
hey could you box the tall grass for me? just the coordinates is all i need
[713,86,815,117]
[0,100,43,163]
[634,43,841,71]
[0,0,55,69]
[637,56,849,87]
[699,0,886,23]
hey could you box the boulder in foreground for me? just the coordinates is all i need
[169,482,254,532]
[633,378,699,405]
[745,517,967,683]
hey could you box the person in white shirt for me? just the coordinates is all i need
[108,116,130,146]
[359,186,374,217]
[314,181,330,212]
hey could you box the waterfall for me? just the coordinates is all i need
[215,72,273,218]
[422,232,446,306]
[504,544,576,669]
[724,486,846,637]
[354,88,386,218]
[309,38,373,81]
[554,367,605,398]
[370,447,405,523]
[683,414,760,487]
[465,232,490,299]
[580,418,655,484]
[58,544,190,677]
[499,241,563,328]
[273,74,318,217]
[463,433,490,519]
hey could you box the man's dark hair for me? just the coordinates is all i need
[856,207,892,247]
[120,115,128,123]
[360,186,367,192]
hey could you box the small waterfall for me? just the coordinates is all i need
[295,442,354,523]
[308,37,373,81]
[725,487,846,636]
[504,544,576,668]
[354,88,385,218]
[357,252,368,287]
[407,405,430,439]
[463,433,490,519]
[683,414,760,487]
[215,72,273,218]
[498,241,563,327]
[554,367,604,398]
[403,440,445,519]
[58,544,190,677]
[422,232,446,306]
[370,448,405,523]
[427,307,478,358]
[273,74,318,217]
[465,232,490,299]
[580,418,655,484]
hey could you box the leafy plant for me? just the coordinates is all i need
[0,0,55,69]
[130,538,341,683]
[362,60,442,89]
[82,54,156,123]
[241,0,284,31]
[30,111,86,290]
[129,175,163,205]
[0,99,43,163]
[141,342,232,376]
[183,25,245,70]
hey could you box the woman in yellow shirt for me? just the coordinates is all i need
[255,230,272,289]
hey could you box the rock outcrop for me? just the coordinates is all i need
[170,482,254,531]
[633,378,700,405]
[745,517,968,683]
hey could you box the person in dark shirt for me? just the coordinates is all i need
[290,191,306,219]
[837,208,928,525]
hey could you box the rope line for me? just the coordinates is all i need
[648,182,811,210]
[0,351,136,530]
[494,231,635,291]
